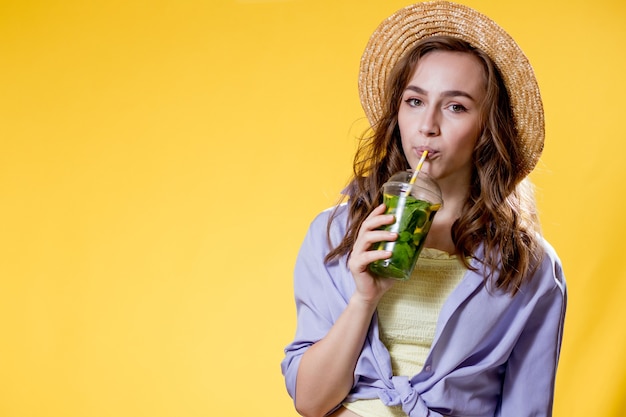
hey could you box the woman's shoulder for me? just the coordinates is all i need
[538,237,563,272]
[532,236,566,294]
[307,203,350,240]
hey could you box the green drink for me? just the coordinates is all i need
[368,171,442,280]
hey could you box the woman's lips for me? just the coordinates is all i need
[416,147,438,158]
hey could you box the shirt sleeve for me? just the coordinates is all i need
[497,250,567,416]
[280,208,353,401]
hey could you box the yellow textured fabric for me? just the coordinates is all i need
[344,249,466,417]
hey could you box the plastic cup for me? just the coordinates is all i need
[368,170,443,280]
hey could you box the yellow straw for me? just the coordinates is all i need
[409,150,428,184]
[405,150,428,196]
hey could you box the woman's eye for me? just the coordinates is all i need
[405,98,422,107]
[449,104,467,113]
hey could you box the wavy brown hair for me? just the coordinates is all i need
[326,36,543,295]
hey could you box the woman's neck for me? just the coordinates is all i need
[424,182,469,254]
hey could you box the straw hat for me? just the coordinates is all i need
[359,1,544,176]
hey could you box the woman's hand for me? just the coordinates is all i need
[294,203,398,417]
[347,203,397,305]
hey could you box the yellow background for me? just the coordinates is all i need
[1,0,625,416]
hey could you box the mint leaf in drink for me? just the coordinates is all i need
[369,192,440,280]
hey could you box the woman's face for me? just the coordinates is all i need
[398,50,486,189]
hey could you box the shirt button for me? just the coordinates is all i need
[424,365,432,372]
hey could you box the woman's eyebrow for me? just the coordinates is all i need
[405,85,476,101]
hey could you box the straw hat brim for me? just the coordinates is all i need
[359,1,544,176]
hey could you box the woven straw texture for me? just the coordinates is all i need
[359,1,544,176]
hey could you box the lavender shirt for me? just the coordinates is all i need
[281,205,567,417]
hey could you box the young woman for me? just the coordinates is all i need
[281,3,566,417]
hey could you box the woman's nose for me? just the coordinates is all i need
[418,107,440,137]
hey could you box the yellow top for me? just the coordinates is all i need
[344,248,467,417]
